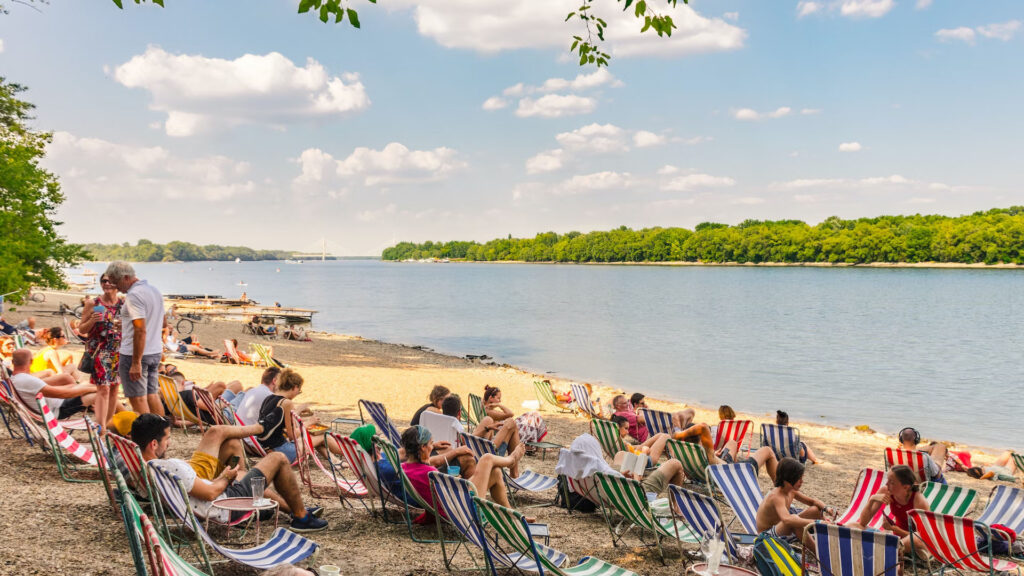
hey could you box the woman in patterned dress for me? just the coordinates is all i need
[77,274,124,430]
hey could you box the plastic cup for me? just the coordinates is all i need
[251,475,266,506]
[93,304,106,315]
[319,566,341,576]
[447,464,461,477]
[646,491,657,503]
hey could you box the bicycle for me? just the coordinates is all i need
[175,312,210,336]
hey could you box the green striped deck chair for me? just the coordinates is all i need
[474,496,641,576]
[469,393,486,426]
[1013,453,1024,477]
[376,436,457,544]
[593,472,699,563]
[666,439,712,487]
[533,381,573,414]
[591,418,627,460]
[250,342,285,368]
[921,482,978,517]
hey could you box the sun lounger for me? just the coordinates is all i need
[714,419,753,454]
[666,439,713,487]
[358,399,402,447]
[190,387,225,426]
[534,380,574,414]
[707,462,763,535]
[590,418,627,460]
[571,382,600,419]
[251,342,285,368]
[593,472,699,562]
[805,522,902,576]
[761,423,802,460]
[34,392,98,483]
[158,375,204,433]
[976,485,1024,557]
[908,509,1020,576]
[836,468,888,526]
[669,485,744,562]
[639,407,674,436]
[222,339,255,366]
[883,447,928,483]
[458,432,558,499]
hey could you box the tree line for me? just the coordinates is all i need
[382,207,1024,265]
[83,240,294,262]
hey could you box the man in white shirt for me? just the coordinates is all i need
[227,366,281,425]
[9,349,97,419]
[105,261,165,416]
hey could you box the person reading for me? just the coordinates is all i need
[755,457,827,548]
[609,413,672,463]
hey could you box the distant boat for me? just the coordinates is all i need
[285,259,303,264]
[235,257,241,263]
[237,281,248,287]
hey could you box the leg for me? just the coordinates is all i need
[644,433,671,462]
[143,354,165,417]
[747,446,779,481]
[469,447,525,510]
[803,443,821,465]
[203,381,227,399]
[456,453,477,479]
[41,373,76,387]
[492,420,521,476]
[196,424,263,457]
[93,385,110,431]
[146,394,165,417]
[474,416,497,440]
[659,459,685,487]
[258,452,307,517]
[225,380,243,395]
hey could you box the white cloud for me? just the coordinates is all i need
[555,123,628,153]
[906,197,936,204]
[46,131,254,201]
[482,96,508,111]
[771,174,924,190]
[633,130,668,148]
[538,68,622,93]
[356,203,398,222]
[838,141,863,152]
[800,108,822,115]
[516,94,597,118]
[680,135,714,145]
[915,0,933,9]
[295,142,466,187]
[723,12,739,21]
[977,20,1021,41]
[662,173,736,192]
[936,27,976,44]
[732,106,792,121]
[839,0,895,19]
[114,47,370,137]
[525,149,565,174]
[732,197,765,205]
[657,165,680,175]
[796,1,823,18]
[0,39,5,53]
[561,171,632,193]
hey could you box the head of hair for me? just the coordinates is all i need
[776,410,789,426]
[718,405,736,420]
[889,465,920,491]
[47,326,63,342]
[612,394,627,409]
[483,385,500,402]
[629,392,645,406]
[231,338,239,347]
[428,385,451,405]
[610,414,629,429]
[131,413,170,453]
[774,457,805,487]
[277,369,303,392]
[11,348,32,369]
[401,425,431,462]
[261,366,281,386]
[899,427,919,444]
[966,467,984,479]
[441,394,462,418]
[104,261,136,281]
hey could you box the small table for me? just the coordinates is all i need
[209,497,279,543]
[331,417,362,434]
[526,441,564,461]
[689,562,758,576]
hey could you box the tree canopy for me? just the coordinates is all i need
[83,240,295,262]
[381,208,1024,265]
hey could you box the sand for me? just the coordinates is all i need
[0,292,1016,575]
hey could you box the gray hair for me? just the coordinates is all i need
[104,261,136,281]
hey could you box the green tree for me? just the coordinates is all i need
[0,78,87,303]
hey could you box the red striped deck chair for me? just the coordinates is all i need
[1,380,50,451]
[4,375,88,431]
[331,433,390,514]
[908,509,1020,576]
[292,411,368,502]
[222,339,256,366]
[138,512,211,576]
[223,406,267,458]
[714,419,753,454]
[190,387,225,426]
[85,417,116,507]
[35,392,98,483]
[0,377,28,441]
[837,468,888,526]
[883,448,928,483]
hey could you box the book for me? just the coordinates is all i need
[619,451,648,477]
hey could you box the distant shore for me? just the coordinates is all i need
[392,259,1024,269]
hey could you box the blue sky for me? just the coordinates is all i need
[1,0,1021,255]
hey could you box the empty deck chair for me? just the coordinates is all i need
[708,463,763,535]
[534,381,573,414]
[292,411,368,501]
[976,485,1024,556]
[921,481,977,517]
[805,522,902,576]
[908,509,1020,576]
[35,393,98,483]
[458,432,558,496]
[761,423,802,461]
[331,432,404,516]
[358,399,402,447]
[590,418,627,460]
[836,468,888,526]
[640,408,674,437]
[593,472,699,562]
[714,419,753,454]
[883,448,928,483]
[571,382,600,419]
[666,439,713,487]
[669,485,744,562]
[468,393,486,426]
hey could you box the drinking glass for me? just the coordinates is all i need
[251,475,266,506]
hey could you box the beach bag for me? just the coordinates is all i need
[255,394,286,446]
[980,525,1016,556]
[553,475,597,513]
[78,349,95,374]
[754,533,802,576]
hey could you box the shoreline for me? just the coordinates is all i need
[398,259,1024,270]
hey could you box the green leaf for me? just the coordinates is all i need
[565,11,575,21]
[570,39,579,51]
[641,16,652,33]
[152,0,164,6]
[580,54,588,66]
[335,8,344,23]
[636,0,647,16]
[298,0,316,14]
[112,0,124,8]
[623,0,633,10]
[347,8,360,28]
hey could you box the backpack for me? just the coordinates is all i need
[255,394,286,445]
[753,533,802,576]
[553,475,597,513]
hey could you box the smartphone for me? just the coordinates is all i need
[225,455,240,469]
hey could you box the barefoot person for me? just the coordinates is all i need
[77,274,124,431]
[610,413,672,463]
[481,385,548,444]
[776,410,821,464]
[845,465,929,555]
[106,261,165,417]
[756,457,827,548]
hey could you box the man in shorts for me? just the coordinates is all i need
[132,414,327,533]
[106,261,165,416]
[755,457,827,548]
[9,348,98,418]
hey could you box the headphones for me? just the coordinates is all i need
[898,427,921,445]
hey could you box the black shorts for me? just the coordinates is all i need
[224,468,267,499]
[58,396,86,420]
[179,389,216,425]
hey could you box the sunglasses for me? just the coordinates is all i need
[100,278,114,284]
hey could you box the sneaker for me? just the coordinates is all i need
[289,513,328,533]
[306,505,324,518]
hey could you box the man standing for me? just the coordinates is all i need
[104,261,165,416]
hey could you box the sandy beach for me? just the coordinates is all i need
[0,293,1016,575]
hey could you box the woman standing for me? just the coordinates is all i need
[77,275,124,431]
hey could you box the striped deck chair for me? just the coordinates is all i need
[190,387,225,426]
[1013,453,1024,476]
[158,375,204,433]
[590,418,626,460]
[458,432,558,498]
[84,417,116,507]
[139,511,212,576]
[563,473,606,512]
[2,382,49,450]
[35,393,98,483]
[251,342,285,368]
[475,496,641,576]
[836,468,888,526]
[761,423,802,461]
[469,393,486,426]
[977,485,1024,557]
[883,448,928,483]
[666,439,713,487]
[639,408,673,437]
[0,379,26,440]
[331,432,403,516]
[148,461,319,573]
[222,338,256,366]
[224,407,268,459]
[708,463,763,535]
[376,436,454,543]
[110,464,189,576]
[534,381,573,414]
[358,399,402,447]
[3,374,88,431]
[714,419,753,454]
[805,522,902,576]
[593,472,699,562]
[107,432,175,541]
[571,382,600,419]
[921,481,977,517]
[669,485,744,562]
[292,411,368,501]
[908,510,1020,576]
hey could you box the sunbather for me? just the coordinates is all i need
[776,410,821,464]
[898,427,947,483]
[254,368,345,463]
[621,392,696,439]
[845,464,930,555]
[966,451,1018,481]
[673,419,780,482]
[610,413,672,463]
[410,385,449,426]
[9,348,105,419]
[481,385,547,444]
[755,457,827,548]
[165,371,243,425]
[30,327,85,383]
[132,413,327,533]
[282,325,311,341]
[163,327,220,359]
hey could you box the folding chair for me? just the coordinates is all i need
[469,393,486,426]
[805,522,902,576]
[190,387,225,426]
[883,448,928,483]
[640,408,673,436]
[666,439,713,487]
[2,371,88,431]
[251,342,285,368]
[754,532,802,576]
[571,382,600,419]
[375,436,455,544]
[107,432,174,542]
[34,393,98,483]
[714,419,753,455]
[358,399,402,447]
[976,485,1024,559]
[761,423,802,461]
[590,418,627,460]
[85,416,116,507]
[707,463,763,535]
[222,339,255,366]
[291,411,368,502]
[836,468,888,526]
[669,485,746,562]
[159,375,204,434]
[921,481,977,517]
[534,381,573,414]
[458,432,558,503]
[908,509,1020,576]
[1013,453,1024,477]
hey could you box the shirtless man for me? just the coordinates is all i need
[755,457,826,548]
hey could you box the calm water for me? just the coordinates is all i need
[84,260,1024,449]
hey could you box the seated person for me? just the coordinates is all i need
[845,465,929,555]
[228,366,281,424]
[254,368,347,463]
[549,380,584,412]
[410,385,450,426]
[556,433,688,499]
[250,316,277,336]
[31,327,85,383]
[423,395,478,478]
[226,339,256,364]
[165,372,243,425]
[282,325,311,341]
[966,451,1018,481]
[482,385,547,444]
[629,392,697,437]
[163,327,220,359]
[674,419,780,482]
[610,413,672,463]
[132,413,327,532]
[755,457,827,548]
[898,427,947,483]
[9,348,101,419]
[776,410,821,464]
[0,316,17,335]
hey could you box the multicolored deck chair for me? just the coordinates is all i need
[562,473,606,513]
[976,485,1024,558]
[571,382,601,419]
[534,380,573,414]
[754,532,802,576]
[3,383,49,451]
[190,387,225,426]
[708,463,763,535]
[714,420,753,454]
[251,342,285,368]
[908,509,1020,576]
[331,432,404,516]
[358,399,402,447]
[836,468,888,526]
[35,392,98,483]
[84,417,116,507]
[148,461,319,573]
[224,406,268,459]
[158,375,204,434]
[469,393,486,427]
[0,378,26,440]
[458,432,558,501]
[590,418,627,460]
[291,411,368,502]
[3,372,88,431]
[805,522,901,576]
[222,338,256,366]
[139,511,212,576]
[376,436,455,544]
[475,496,641,576]
[883,448,928,483]
[1013,453,1024,477]
[666,439,713,487]
[669,485,744,562]
[107,432,165,517]
[639,408,674,437]
[111,464,185,576]
[921,481,977,517]
[761,423,802,461]
[593,472,699,562]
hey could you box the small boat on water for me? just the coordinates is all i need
[235,257,241,263]
[284,259,303,264]
[237,281,248,287]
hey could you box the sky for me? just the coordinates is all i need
[1,0,1022,255]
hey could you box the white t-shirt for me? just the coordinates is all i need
[120,279,165,356]
[237,384,273,425]
[154,458,229,523]
[420,411,464,446]
[11,372,63,414]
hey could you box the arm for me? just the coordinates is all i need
[188,467,239,501]
[486,404,513,421]
[281,399,296,441]
[129,318,146,381]
[793,489,826,510]
[77,300,98,333]
[41,383,97,398]
[428,444,472,467]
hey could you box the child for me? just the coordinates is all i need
[755,457,827,548]
[610,414,671,463]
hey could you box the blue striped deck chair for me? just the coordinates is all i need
[458,432,558,498]
[474,496,641,576]
[148,461,319,573]
[761,423,802,461]
[593,472,699,563]
[805,522,901,576]
[977,485,1024,559]
[708,463,763,535]
[571,383,600,419]
[359,399,401,446]
[429,471,566,574]
[640,408,673,437]
[669,485,744,562]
